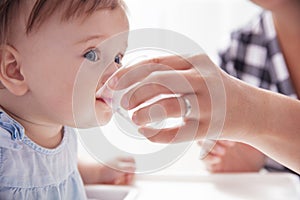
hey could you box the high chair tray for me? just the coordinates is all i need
[134,173,300,200]
[85,185,138,200]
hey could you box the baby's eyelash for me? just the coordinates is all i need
[83,49,124,68]
[83,49,100,62]
[114,53,123,65]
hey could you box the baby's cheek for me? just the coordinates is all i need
[95,101,113,126]
[59,99,76,122]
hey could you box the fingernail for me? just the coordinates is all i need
[199,150,208,159]
[108,77,118,88]
[214,146,225,155]
[132,113,139,125]
[138,128,145,135]
[114,178,122,185]
[121,96,129,109]
[213,157,221,164]
[225,141,236,147]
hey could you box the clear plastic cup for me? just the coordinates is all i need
[96,47,187,140]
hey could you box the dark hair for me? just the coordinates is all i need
[0,0,125,44]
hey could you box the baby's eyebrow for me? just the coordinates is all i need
[75,34,105,45]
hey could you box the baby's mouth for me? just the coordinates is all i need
[95,85,113,107]
[96,96,105,103]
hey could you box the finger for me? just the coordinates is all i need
[111,63,172,90]
[108,55,193,89]
[132,94,199,125]
[121,70,200,109]
[110,159,136,172]
[207,163,222,173]
[139,119,207,143]
[114,175,126,185]
[116,157,136,163]
[125,174,135,185]
[122,83,177,110]
[137,55,192,70]
[197,139,216,147]
[114,170,136,185]
[198,139,218,159]
[198,139,231,148]
[198,140,230,156]
[218,140,236,147]
[132,97,184,126]
[202,154,221,165]
[116,165,136,173]
[210,144,226,156]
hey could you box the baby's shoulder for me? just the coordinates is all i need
[0,127,23,151]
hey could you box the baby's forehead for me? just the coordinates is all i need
[21,0,123,33]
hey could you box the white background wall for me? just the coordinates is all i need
[126,0,261,62]
[79,0,262,174]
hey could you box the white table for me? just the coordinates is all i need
[133,173,300,200]
[86,173,300,200]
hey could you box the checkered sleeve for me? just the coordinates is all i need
[219,31,271,88]
[219,38,238,78]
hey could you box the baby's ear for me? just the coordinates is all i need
[0,45,28,95]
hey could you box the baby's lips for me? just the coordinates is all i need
[96,85,113,105]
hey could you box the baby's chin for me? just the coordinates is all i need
[72,112,112,129]
[69,99,113,128]
[95,99,113,126]
[96,110,113,126]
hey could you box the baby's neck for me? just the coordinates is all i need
[25,122,64,149]
[4,108,64,149]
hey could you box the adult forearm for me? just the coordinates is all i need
[227,76,300,173]
[253,89,300,173]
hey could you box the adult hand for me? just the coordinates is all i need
[97,157,136,185]
[107,54,250,143]
[199,141,266,173]
[107,54,300,173]
[79,157,136,185]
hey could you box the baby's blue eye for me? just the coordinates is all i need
[84,49,99,62]
[114,54,123,66]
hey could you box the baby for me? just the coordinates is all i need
[0,0,134,199]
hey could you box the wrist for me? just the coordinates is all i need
[221,74,266,142]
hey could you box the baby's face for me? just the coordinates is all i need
[14,7,129,128]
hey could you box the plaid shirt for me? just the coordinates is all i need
[219,11,298,174]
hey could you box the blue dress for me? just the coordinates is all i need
[0,109,87,199]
